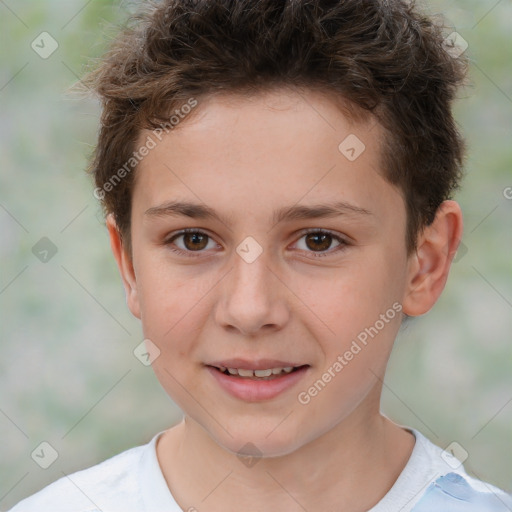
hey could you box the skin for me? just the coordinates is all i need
[107,87,463,511]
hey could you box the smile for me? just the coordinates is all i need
[206,363,310,401]
[214,366,302,379]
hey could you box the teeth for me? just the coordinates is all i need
[254,369,272,377]
[219,366,300,378]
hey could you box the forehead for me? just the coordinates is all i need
[132,88,403,226]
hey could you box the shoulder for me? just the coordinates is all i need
[7,442,148,512]
[410,429,512,511]
[412,472,512,511]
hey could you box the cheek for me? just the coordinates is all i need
[135,262,223,382]
[294,256,404,378]
[297,259,400,331]
[147,302,209,410]
[135,255,208,336]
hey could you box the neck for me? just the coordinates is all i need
[157,408,415,511]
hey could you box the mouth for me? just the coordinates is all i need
[205,360,310,401]
[208,365,309,380]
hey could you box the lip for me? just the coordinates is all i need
[206,364,310,402]
[207,358,305,371]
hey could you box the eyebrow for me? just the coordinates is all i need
[144,200,373,226]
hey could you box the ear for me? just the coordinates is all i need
[106,214,141,319]
[402,200,463,317]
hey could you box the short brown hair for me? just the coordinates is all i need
[83,0,468,256]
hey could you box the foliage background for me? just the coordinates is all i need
[1,0,511,508]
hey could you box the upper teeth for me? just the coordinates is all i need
[219,366,295,377]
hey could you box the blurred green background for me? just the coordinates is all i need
[0,0,511,508]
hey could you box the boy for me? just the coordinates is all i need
[9,0,512,510]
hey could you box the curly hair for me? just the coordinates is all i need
[83,0,468,256]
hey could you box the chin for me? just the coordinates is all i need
[209,421,310,460]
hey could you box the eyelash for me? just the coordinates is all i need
[165,228,349,259]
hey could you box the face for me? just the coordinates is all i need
[117,88,415,457]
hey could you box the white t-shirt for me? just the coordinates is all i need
[7,427,512,512]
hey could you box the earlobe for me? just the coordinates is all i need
[106,214,141,319]
[402,200,463,317]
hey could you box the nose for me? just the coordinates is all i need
[214,249,290,337]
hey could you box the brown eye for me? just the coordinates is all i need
[304,232,333,252]
[182,232,209,251]
[294,229,347,257]
[166,229,217,255]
